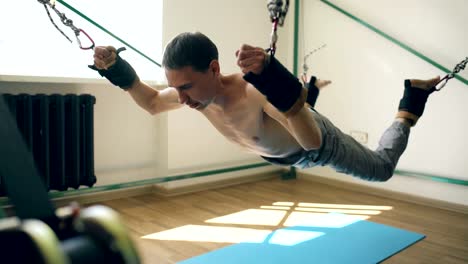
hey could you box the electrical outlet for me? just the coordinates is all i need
[350,130,368,144]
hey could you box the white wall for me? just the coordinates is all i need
[298,0,467,206]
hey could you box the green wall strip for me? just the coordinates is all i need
[293,0,300,76]
[0,162,272,207]
[320,0,467,85]
[56,0,161,67]
[395,170,468,186]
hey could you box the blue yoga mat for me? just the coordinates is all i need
[178,213,425,264]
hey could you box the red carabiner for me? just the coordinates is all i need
[76,29,95,50]
[269,18,279,56]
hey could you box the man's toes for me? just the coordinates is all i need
[409,76,440,90]
[428,76,441,88]
[316,79,332,89]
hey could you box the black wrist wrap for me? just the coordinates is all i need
[243,56,306,115]
[306,76,319,108]
[398,79,435,117]
[89,48,139,90]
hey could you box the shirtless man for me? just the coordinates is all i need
[91,32,440,182]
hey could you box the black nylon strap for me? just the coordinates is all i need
[243,56,303,112]
[306,76,319,108]
[88,47,138,90]
[0,96,57,222]
[398,80,435,117]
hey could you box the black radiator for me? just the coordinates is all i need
[0,94,96,195]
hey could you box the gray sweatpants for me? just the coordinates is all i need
[261,110,410,181]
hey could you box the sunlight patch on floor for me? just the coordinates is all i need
[273,202,295,206]
[141,224,327,246]
[260,205,291,210]
[295,207,382,215]
[283,211,368,228]
[268,229,325,246]
[141,201,392,243]
[142,224,271,243]
[298,202,393,211]
[205,209,286,226]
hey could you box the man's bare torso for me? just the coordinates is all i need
[199,73,303,158]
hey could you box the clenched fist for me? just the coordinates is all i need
[93,46,117,70]
[235,44,269,75]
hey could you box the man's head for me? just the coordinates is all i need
[163,32,221,110]
[162,32,218,72]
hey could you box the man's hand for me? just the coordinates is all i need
[93,46,117,70]
[89,46,139,89]
[235,44,268,75]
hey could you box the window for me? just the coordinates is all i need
[0,0,163,82]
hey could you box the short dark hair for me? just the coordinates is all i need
[162,32,219,72]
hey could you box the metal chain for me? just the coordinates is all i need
[435,57,468,91]
[267,0,289,26]
[41,2,73,43]
[37,0,94,50]
[451,57,468,77]
[302,44,327,78]
[266,0,289,56]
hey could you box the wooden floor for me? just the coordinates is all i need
[95,176,468,264]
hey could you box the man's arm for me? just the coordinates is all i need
[92,46,183,115]
[238,44,322,150]
[127,82,183,115]
[263,102,322,150]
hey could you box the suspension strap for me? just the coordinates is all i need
[39,0,162,67]
[302,44,327,84]
[38,0,95,50]
[266,0,290,56]
[434,57,468,91]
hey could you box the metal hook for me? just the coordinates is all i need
[39,0,95,50]
[434,57,467,91]
[434,76,449,91]
[75,29,95,50]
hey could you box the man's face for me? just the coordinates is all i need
[165,62,219,110]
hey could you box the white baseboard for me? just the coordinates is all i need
[153,171,280,197]
[52,185,154,208]
[298,172,468,214]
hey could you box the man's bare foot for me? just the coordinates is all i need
[396,76,440,127]
[302,75,331,108]
[315,79,332,90]
[301,75,332,90]
[407,76,440,91]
